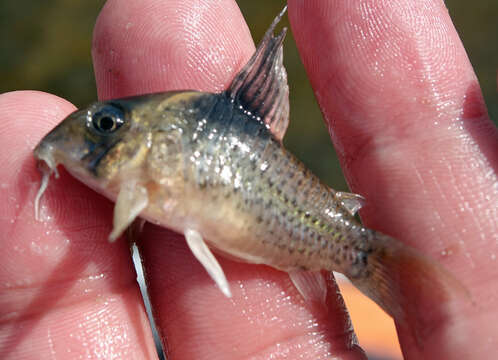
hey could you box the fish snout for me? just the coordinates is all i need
[34,137,59,175]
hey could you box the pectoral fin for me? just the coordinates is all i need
[184,229,232,298]
[109,183,149,242]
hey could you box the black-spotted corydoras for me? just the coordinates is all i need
[33,8,463,336]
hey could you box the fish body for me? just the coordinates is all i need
[34,8,463,333]
[133,91,371,277]
[37,88,371,275]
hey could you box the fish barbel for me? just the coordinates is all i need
[33,7,463,334]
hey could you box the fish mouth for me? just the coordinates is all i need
[33,141,59,221]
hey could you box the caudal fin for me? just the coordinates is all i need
[350,233,468,345]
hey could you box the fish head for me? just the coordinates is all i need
[33,91,204,207]
[34,99,136,190]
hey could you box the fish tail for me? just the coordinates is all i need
[349,232,468,345]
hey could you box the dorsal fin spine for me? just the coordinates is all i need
[237,29,284,100]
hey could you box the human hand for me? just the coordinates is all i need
[1,0,496,359]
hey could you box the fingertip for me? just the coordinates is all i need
[287,0,482,153]
[92,0,255,100]
[0,90,76,128]
[0,91,75,180]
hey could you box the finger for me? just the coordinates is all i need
[0,91,157,359]
[288,0,498,358]
[93,1,366,359]
[92,0,255,100]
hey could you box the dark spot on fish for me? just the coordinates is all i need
[353,250,369,267]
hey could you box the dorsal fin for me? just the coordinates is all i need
[227,6,289,141]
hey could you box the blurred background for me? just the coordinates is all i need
[1,1,496,359]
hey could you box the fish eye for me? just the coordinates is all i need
[89,104,125,134]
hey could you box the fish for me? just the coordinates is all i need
[33,7,464,340]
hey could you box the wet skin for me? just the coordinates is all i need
[0,0,497,359]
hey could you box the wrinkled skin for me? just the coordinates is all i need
[0,0,497,359]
